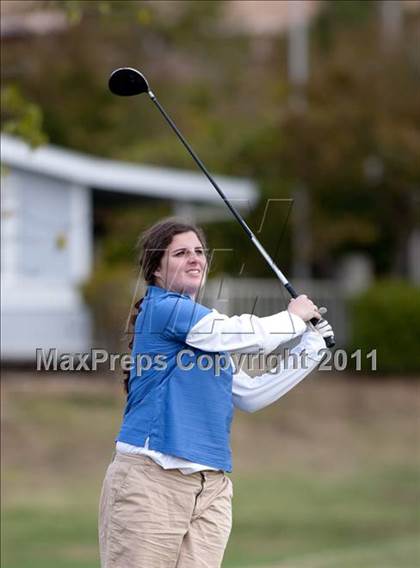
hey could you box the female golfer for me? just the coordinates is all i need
[99,218,334,568]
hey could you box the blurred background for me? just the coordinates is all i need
[1,1,419,567]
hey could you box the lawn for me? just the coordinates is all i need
[2,372,419,568]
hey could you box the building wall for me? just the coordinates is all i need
[1,167,92,361]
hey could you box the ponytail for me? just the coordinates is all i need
[123,298,144,395]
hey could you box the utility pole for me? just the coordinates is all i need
[288,0,311,278]
[380,0,403,51]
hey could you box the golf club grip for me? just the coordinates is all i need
[324,335,336,348]
[309,318,336,348]
[286,284,335,348]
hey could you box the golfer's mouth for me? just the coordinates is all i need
[186,269,201,275]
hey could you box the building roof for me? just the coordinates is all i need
[1,134,258,206]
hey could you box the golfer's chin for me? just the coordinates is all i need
[182,275,206,300]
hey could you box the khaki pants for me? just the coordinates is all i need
[98,452,233,568]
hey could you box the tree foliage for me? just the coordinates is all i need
[1,84,47,146]
[1,0,419,277]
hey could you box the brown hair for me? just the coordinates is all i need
[124,217,207,394]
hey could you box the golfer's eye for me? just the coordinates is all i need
[195,249,204,255]
[174,251,185,256]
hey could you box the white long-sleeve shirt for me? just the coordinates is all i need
[116,309,326,473]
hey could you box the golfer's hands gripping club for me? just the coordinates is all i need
[288,295,321,322]
[288,296,335,349]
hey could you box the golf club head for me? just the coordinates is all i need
[108,67,150,96]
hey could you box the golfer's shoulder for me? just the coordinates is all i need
[151,290,200,317]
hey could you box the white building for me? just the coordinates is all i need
[1,134,258,361]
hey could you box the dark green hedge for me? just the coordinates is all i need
[349,280,420,375]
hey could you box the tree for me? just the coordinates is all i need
[2,0,419,277]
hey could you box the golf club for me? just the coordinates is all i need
[108,67,335,348]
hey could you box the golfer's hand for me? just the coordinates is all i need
[288,295,321,322]
[313,317,335,341]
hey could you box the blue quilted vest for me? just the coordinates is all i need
[117,285,234,471]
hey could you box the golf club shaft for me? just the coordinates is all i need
[148,91,335,347]
[149,92,290,284]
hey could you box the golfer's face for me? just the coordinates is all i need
[154,231,207,298]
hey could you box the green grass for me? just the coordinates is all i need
[3,468,419,568]
[2,373,420,567]
[225,469,420,567]
[3,506,98,568]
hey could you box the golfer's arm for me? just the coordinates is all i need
[186,309,306,354]
[232,330,326,413]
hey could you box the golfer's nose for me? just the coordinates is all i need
[187,250,200,262]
